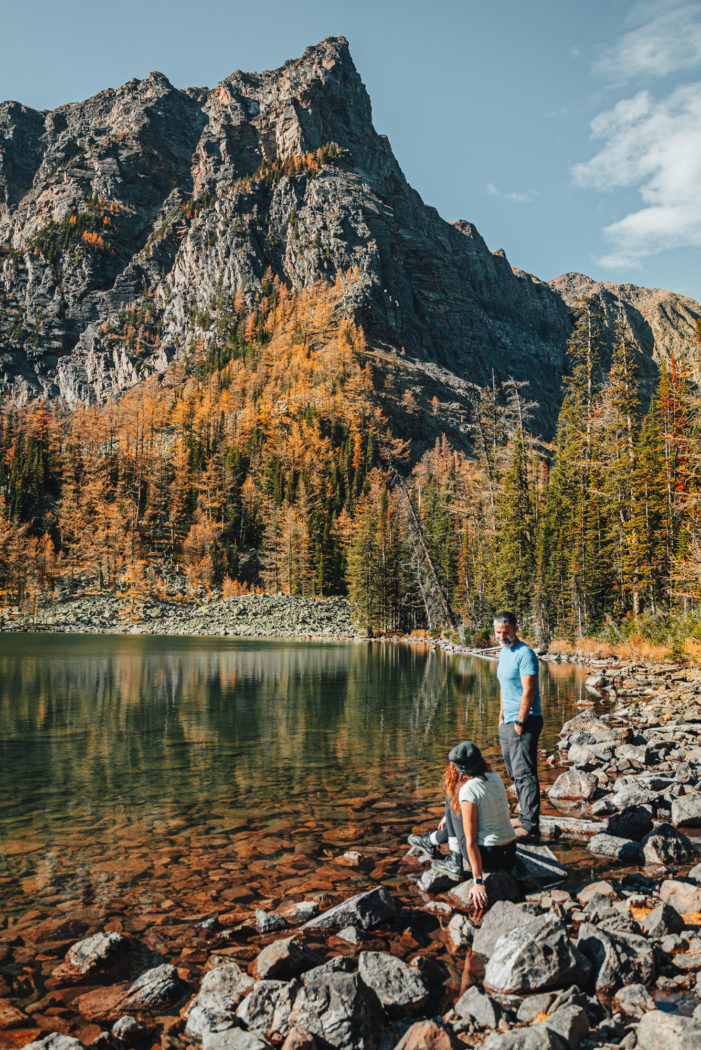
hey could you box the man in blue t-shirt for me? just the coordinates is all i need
[494,610,543,841]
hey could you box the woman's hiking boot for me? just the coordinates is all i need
[433,851,464,880]
[407,832,440,860]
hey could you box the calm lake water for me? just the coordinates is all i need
[0,634,592,932]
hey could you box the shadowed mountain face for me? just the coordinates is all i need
[0,37,698,443]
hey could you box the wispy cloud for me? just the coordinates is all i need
[573,84,701,267]
[486,182,538,203]
[574,1,701,270]
[595,0,701,81]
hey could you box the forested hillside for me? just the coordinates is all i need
[1,283,699,639]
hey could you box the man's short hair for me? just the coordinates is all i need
[493,611,517,628]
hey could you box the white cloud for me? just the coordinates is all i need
[573,83,701,267]
[596,1,701,81]
[486,182,538,203]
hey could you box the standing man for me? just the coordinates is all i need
[494,611,542,842]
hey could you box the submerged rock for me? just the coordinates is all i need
[303,886,394,931]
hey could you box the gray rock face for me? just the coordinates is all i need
[1,38,697,443]
[613,982,655,1019]
[356,951,427,1017]
[544,1004,589,1048]
[642,902,685,938]
[484,914,590,995]
[287,971,384,1050]
[186,963,255,1038]
[203,1031,272,1050]
[482,1026,568,1050]
[660,878,701,914]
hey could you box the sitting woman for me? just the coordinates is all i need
[409,740,516,908]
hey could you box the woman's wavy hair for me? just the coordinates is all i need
[443,755,491,814]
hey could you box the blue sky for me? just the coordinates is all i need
[3,0,700,300]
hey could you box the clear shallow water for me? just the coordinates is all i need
[0,634,590,929]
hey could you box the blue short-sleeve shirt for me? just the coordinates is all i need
[497,641,542,723]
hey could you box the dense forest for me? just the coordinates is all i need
[1,276,699,643]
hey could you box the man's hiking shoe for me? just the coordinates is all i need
[433,851,465,880]
[408,832,440,859]
[515,826,540,842]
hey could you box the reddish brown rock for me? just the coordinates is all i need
[0,1000,29,1028]
[252,937,319,980]
[393,1019,462,1050]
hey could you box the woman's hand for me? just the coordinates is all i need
[438,816,446,830]
[468,881,488,908]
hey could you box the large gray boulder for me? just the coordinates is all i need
[576,923,656,993]
[356,951,428,1017]
[472,901,538,959]
[672,793,701,828]
[587,833,643,864]
[236,980,299,1035]
[484,914,590,995]
[660,878,701,913]
[303,887,394,931]
[642,823,697,865]
[186,964,256,1039]
[454,985,510,1028]
[253,937,318,980]
[547,770,598,801]
[123,963,187,1008]
[636,1009,701,1049]
[287,971,385,1050]
[605,805,653,840]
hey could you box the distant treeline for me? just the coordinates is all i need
[0,281,699,641]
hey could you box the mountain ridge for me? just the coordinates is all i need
[0,36,698,446]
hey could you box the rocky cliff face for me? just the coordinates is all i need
[0,37,698,441]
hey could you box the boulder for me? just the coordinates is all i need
[642,823,696,865]
[671,792,701,830]
[688,863,701,884]
[516,993,555,1023]
[454,985,509,1028]
[544,1004,589,1047]
[186,964,256,1039]
[484,914,590,995]
[576,923,655,993]
[255,909,288,933]
[660,878,701,914]
[513,844,568,889]
[576,880,618,905]
[447,913,475,949]
[23,1038,86,1050]
[123,963,186,1008]
[303,887,394,931]
[287,971,384,1050]
[472,901,538,959]
[587,834,643,864]
[547,770,598,801]
[482,1026,568,1049]
[203,1031,273,1050]
[357,951,428,1017]
[253,938,318,980]
[393,1019,462,1050]
[236,980,299,1035]
[636,1010,701,1050]
[613,982,655,1019]
[642,902,685,938]
[58,932,133,979]
[447,869,521,911]
[280,1030,318,1050]
[605,805,653,841]
[416,867,455,893]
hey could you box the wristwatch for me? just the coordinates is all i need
[474,876,483,885]
[515,720,523,728]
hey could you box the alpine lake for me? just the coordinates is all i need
[0,633,611,1038]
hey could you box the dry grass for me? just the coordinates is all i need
[545,634,701,665]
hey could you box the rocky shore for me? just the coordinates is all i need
[0,592,357,639]
[4,657,700,1050]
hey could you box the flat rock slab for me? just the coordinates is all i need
[303,886,394,931]
[587,834,643,864]
[539,815,603,840]
[513,843,568,888]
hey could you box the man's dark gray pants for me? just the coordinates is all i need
[499,715,543,833]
